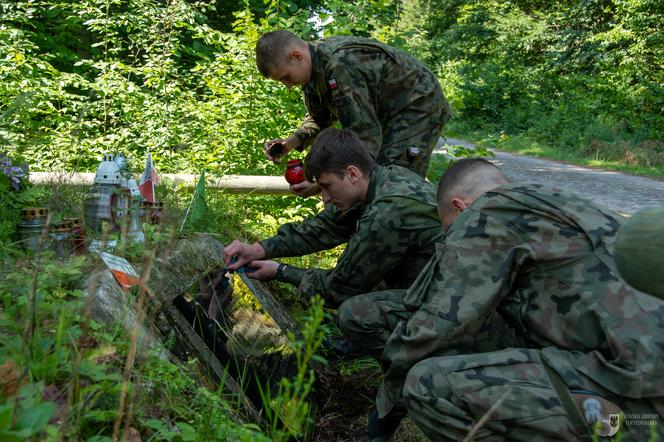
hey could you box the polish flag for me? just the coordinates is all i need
[139,153,158,202]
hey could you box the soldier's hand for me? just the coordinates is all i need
[264,139,287,163]
[290,180,320,198]
[244,260,279,281]
[223,240,265,270]
[263,135,301,163]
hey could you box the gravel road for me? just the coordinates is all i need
[436,138,664,215]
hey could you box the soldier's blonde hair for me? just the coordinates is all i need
[255,30,307,77]
[437,158,507,210]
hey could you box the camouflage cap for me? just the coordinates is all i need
[614,205,664,298]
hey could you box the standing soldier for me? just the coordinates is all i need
[255,29,451,196]
[363,159,664,441]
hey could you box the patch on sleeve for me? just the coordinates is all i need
[328,78,338,90]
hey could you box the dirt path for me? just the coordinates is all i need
[437,138,664,215]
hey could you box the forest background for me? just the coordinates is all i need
[2,0,663,177]
[0,0,663,441]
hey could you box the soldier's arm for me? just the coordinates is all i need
[378,210,531,412]
[294,200,435,306]
[260,204,358,259]
[293,92,336,150]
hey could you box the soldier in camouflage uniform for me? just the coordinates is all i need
[255,29,451,191]
[223,128,442,314]
[365,158,664,441]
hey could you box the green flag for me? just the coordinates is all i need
[190,171,207,227]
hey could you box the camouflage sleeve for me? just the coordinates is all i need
[378,210,531,414]
[293,93,336,149]
[276,263,306,286]
[260,205,357,259]
[297,199,430,307]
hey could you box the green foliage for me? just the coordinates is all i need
[427,143,494,184]
[0,154,49,247]
[4,0,660,175]
[338,356,380,377]
[135,355,270,441]
[259,295,328,441]
[0,0,305,175]
[0,384,56,441]
[428,0,663,165]
[0,251,128,440]
[0,194,282,440]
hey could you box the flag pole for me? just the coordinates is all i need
[179,181,198,234]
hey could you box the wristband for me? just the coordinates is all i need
[276,263,288,281]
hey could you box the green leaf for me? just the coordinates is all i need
[310,354,328,365]
[144,418,168,432]
[176,422,196,441]
[0,404,13,431]
[14,401,56,434]
[0,429,34,442]
[87,436,113,442]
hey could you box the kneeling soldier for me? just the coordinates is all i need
[367,158,664,441]
[224,128,443,355]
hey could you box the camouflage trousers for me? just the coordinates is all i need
[337,290,516,357]
[403,348,664,441]
[336,290,410,357]
[375,94,449,177]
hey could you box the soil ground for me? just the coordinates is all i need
[312,358,426,442]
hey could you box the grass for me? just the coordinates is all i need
[0,179,339,441]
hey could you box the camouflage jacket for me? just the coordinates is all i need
[293,37,450,159]
[260,165,443,307]
[378,183,664,415]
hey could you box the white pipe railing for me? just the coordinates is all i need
[29,172,292,195]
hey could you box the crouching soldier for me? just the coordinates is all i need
[223,128,443,355]
[365,158,664,441]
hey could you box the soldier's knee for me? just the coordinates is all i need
[403,359,453,409]
[336,298,357,334]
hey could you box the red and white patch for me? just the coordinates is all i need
[99,252,141,291]
[328,79,338,90]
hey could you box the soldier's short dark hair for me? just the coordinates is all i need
[255,30,306,77]
[437,158,506,204]
[305,128,375,182]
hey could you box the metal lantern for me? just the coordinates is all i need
[84,154,144,243]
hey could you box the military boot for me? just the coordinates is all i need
[367,408,402,442]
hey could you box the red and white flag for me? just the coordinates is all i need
[139,153,158,202]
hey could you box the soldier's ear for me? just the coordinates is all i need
[451,197,467,212]
[288,48,303,61]
[346,165,362,183]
